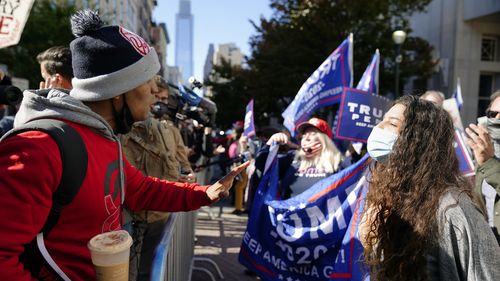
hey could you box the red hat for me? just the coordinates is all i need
[296,117,333,139]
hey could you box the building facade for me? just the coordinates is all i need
[135,0,156,43]
[213,43,244,68]
[409,0,500,124]
[175,0,194,82]
[75,0,136,32]
[151,23,169,76]
[75,0,156,43]
[166,65,182,84]
[202,43,243,97]
[75,0,168,74]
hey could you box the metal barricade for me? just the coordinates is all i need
[150,211,197,281]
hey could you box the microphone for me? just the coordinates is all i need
[188,76,203,89]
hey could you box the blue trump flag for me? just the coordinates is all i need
[239,145,370,281]
[282,34,353,136]
[356,50,379,95]
[335,88,391,142]
[244,99,256,138]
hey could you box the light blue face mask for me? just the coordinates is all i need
[367,126,398,163]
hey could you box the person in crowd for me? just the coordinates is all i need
[341,141,365,167]
[36,46,73,90]
[465,90,500,244]
[182,118,216,171]
[228,121,244,159]
[244,126,281,213]
[361,95,500,281]
[0,10,248,281]
[153,75,195,180]
[232,131,252,214]
[0,70,17,136]
[258,117,343,198]
[120,75,195,281]
[226,123,249,213]
[420,90,445,107]
[205,130,229,183]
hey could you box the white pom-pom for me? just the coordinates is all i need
[70,10,104,37]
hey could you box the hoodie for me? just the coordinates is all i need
[0,89,212,281]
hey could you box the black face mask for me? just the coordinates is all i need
[111,97,135,135]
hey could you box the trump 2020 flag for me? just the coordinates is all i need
[453,78,463,111]
[244,99,256,138]
[335,88,391,142]
[239,146,370,281]
[356,50,380,95]
[282,34,353,136]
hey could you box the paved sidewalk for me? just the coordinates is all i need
[191,204,260,281]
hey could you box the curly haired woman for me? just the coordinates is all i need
[360,95,500,281]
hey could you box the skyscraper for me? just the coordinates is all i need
[203,44,215,82]
[175,0,194,82]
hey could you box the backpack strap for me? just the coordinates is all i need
[3,119,88,236]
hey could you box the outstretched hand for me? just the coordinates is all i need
[206,161,250,202]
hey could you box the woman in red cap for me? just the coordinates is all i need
[255,117,343,198]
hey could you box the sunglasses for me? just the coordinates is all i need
[486,110,500,118]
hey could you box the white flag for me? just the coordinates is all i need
[0,0,35,49]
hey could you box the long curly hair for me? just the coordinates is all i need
[363,95,470,281]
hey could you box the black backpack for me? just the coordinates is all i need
[1,118,88,278]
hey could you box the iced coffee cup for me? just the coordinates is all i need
[87,230,133,281]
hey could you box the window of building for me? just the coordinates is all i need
[412,78,427,92]
[477,74,494,117]
[481,37,497,61]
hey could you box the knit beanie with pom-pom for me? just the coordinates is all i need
[69,10,160,102]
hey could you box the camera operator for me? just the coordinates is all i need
[0,70,22,137]
[182,119,230,186]
[152,76,195,181]
[168,80,223,184]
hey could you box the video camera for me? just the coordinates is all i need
[0,85,23,106]
[151,77,217,127]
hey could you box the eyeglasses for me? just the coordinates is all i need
[486,110,500,118]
